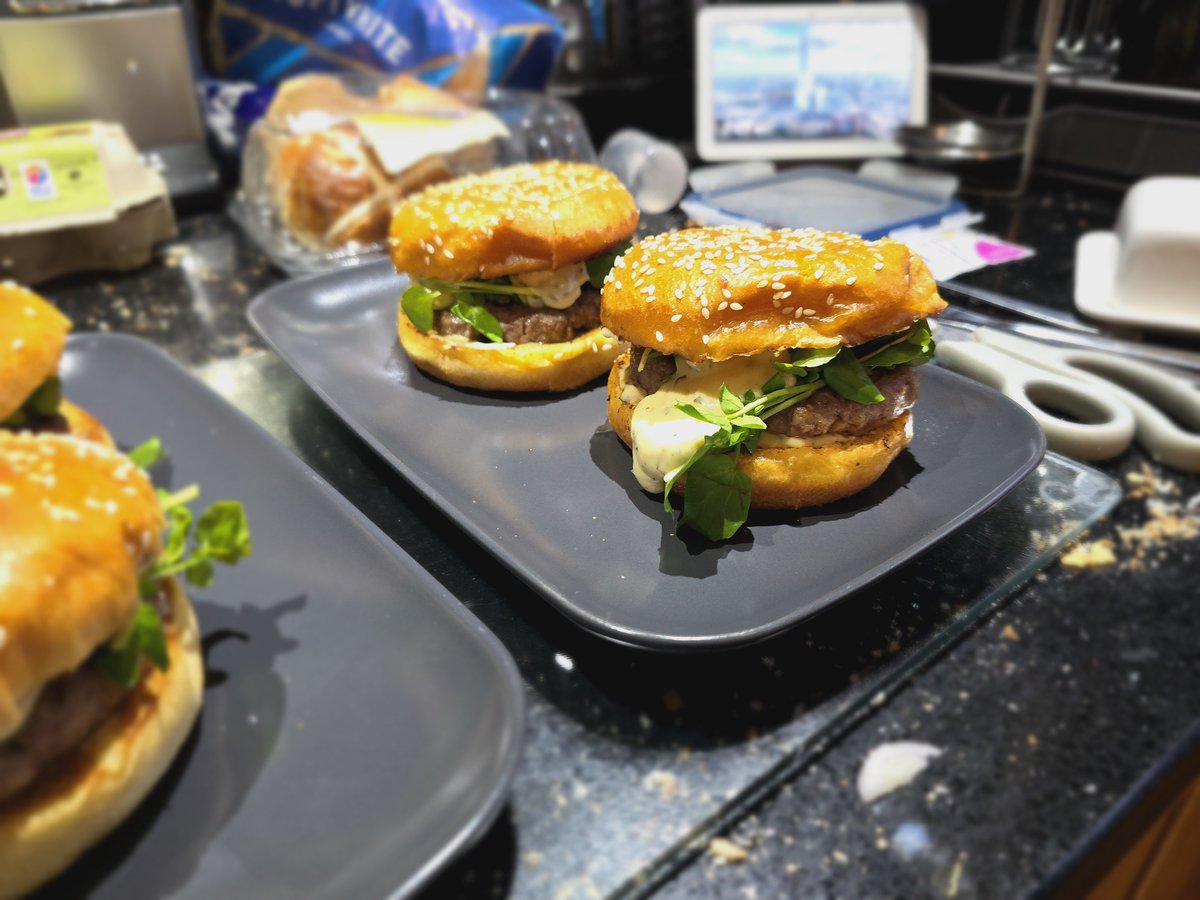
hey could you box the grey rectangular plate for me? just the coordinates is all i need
[249,260,1046,651]
[41,334,525,900]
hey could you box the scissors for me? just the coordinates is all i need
[934,325,1200,472]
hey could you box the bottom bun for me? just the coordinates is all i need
[606,351,913,509]
[60,400,114,448]
[0,578,203,899]
[397,306,622,392]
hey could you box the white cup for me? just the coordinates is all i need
[599,129,689,215]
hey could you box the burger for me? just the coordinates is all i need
[0,433,250,895]
[1,283,111,446]
[601,227,947,540]
[389,160,638,392]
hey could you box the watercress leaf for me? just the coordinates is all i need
[159,504,192,568]
[780,346,840,370]
[586,241,631,288]
[730,415,767,430]
[761,373,786,394]
[662,441,712,512]
[26,376,62,417]
[861,320,935,368]
[194,501,253,565]
[134,602,169,670]
[680,452,752,541]
[823,349,885,404]
[719,384,744,416]
[451,299,504,343]
[126,436,164,470]
[400,284,439,332]
[742,389,757,404]
[94,602,168,686]
[675,403,728,428]
[185,558,215,588]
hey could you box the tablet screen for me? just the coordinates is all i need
[697,4,927,161]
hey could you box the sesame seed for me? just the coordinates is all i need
[730,302,743,311]
[771,282,786,290]
[782,307,794,315]
[702,334,710,344]
[655,330,664,342]
[718,301,728,311]
[702,308,710,319]
[670,313,682,322]
[803,308,816,316]
[874,262,884,270]
[847,275,857,285]
[814,267,825,279]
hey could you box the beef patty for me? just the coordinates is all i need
[626,344,919,440]
[0,585,175,805]
[1,412,69,436]
[433,285,602,344]
[0,667,128,805]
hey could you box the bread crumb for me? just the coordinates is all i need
[1000,624,1020,642]
[708,837,749,864]
[642,769,681,800]
[1061,539,1116,570]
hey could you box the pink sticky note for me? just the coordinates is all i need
[974,239,1032,265]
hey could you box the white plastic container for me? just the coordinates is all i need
[1075,176,1200,334]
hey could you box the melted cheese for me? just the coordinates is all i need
[629,353,779,493]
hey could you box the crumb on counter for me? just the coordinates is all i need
[707,837,750,864]
[1061,539,1117,570]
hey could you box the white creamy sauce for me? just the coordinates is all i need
[629,353,779,493]
[512,262,589,309]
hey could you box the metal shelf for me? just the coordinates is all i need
[931,62,1200,106]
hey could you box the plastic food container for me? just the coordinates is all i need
[233,73,595,275]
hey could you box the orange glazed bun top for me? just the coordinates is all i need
[0,284,71,423]
[0,434,163,741]
[389,161,638,282]
[600,227,946,362]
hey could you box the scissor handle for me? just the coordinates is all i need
[935,342,1136,461]
[978,330,1200,473]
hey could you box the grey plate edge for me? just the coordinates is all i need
[65,332,526,900]
[248,271,1049,651]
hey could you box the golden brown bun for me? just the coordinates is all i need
[389,161,638,282]
[267,74,488,249]
[600,227,946,362]
[59,400,114,448]
[0,284,70,423]
[606,351,912,509]
[0,434,163,741]
[398,306,621,392]
[0,578,203,899]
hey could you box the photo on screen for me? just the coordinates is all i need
[712,19,914,144]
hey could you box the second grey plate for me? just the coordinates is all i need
[43,334,524,899]
[249,260,1045,651]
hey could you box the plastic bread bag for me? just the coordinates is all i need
[232,72,595,274]
[207,0,563,92]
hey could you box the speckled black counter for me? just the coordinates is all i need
[34,184,1200,899]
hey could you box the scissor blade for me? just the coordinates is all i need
[935,307,1200,377]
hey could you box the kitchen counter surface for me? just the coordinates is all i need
[40,183,1200,899]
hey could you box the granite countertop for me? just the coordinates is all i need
[38,184,1200,899]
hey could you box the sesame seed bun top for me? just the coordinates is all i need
[0,434,163,741]
[389,161,638,282]
[600,227,946,362]
[0,284,70,422]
